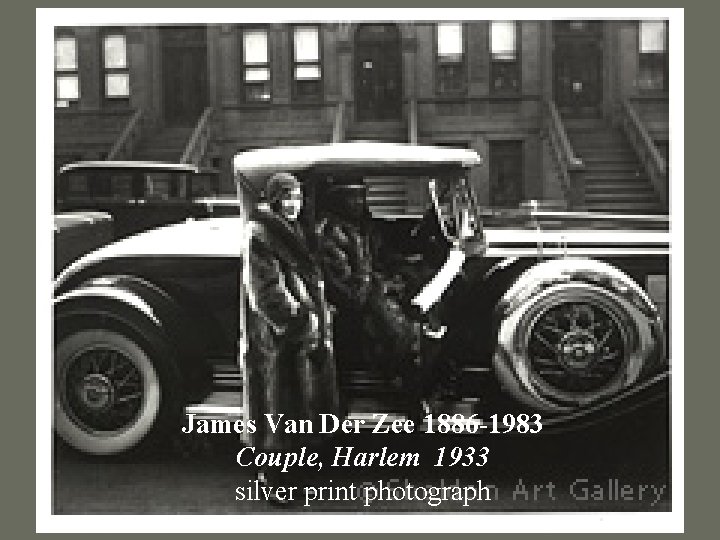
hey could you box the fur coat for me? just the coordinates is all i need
[242,206,339,451]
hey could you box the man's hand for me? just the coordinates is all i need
[287,310,320,354]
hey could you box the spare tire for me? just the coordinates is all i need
[493,258,665,413]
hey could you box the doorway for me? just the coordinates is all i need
[553,21,604,118]
[161,26,208,126]
[490,140,524,208]
[354,24,403,121]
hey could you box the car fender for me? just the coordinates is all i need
[54,274,210,394]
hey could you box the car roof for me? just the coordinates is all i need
[233,142,482,189]
[58,161,219,175]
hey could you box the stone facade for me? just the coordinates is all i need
[54,21,669,207]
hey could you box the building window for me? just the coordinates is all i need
[639,20,668,92]
[55,34,79,107]
[490,141,524,208]
[292,26,322,101]
[490,21,520,94]
[436,22,466,94]
[242,28,271,102]
[102,32,130,101]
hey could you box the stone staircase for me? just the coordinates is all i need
[565,119,665,214]
[345,119,413,216]
[345,119,407,143]
[55,111,132,164]
[131,126,194,163]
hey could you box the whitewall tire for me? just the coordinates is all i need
[55,329,170,455]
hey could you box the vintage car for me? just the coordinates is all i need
[53,142,670,456]
[55,161,239,241]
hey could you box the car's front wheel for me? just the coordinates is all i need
[55,328,180,456]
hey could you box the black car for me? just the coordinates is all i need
[55,161,239,240]
[53,142,670,456]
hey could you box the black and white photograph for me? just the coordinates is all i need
[38,7,683,533]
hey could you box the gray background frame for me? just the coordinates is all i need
[2,0,703,536]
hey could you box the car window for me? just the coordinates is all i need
[144,172,188,200]
[92,172,113,198]
[190,173,219,197]
[362,175,430,216]
[65,173,89,199]
[109,173,134,199]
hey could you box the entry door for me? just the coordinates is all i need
[490,141,524,208]
[354,25,402,121]
[553,22,604,118]
[162,27,208,125]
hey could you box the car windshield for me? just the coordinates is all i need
[307,170,479,244]
[317,172,472,219]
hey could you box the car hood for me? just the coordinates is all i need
[55,217,246,288]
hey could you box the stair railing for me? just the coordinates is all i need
[620,99,668,207]
[544,99,585,209]
[107,109,144,160]
[181,106,214,166]
[331,101,346,143]
[407,98,418,145]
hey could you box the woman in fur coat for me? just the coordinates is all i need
[242,172,339,501]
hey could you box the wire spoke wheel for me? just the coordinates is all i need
[527,301,627,394]
[62,346,144,433]
[494,260,666,415]
[54,328,174,456]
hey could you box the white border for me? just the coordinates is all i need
[37,7,684,533]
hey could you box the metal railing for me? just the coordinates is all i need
[106,109,144,160]
[332,101,345,143]
[407,98,418,145]
[544,99,585,208]
[413,94,542,114]
[620,99,668,207]
[181,107,214,166]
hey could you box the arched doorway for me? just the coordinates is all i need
[354,24,402,121]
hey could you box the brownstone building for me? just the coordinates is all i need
[54,20,670,213]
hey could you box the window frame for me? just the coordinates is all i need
[55,30,80,108]
[638,20,668,94]
[489,20,521,95]
[239,26,272,104]
[434,22,468,96]
[100,29,131,105]
[290,24,323,102]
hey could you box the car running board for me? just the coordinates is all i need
[185,371,668,434]
[185,391,482,431]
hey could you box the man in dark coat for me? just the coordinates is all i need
[242,172,339,499]
[315,183,437,419]
[315,183,373,310]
